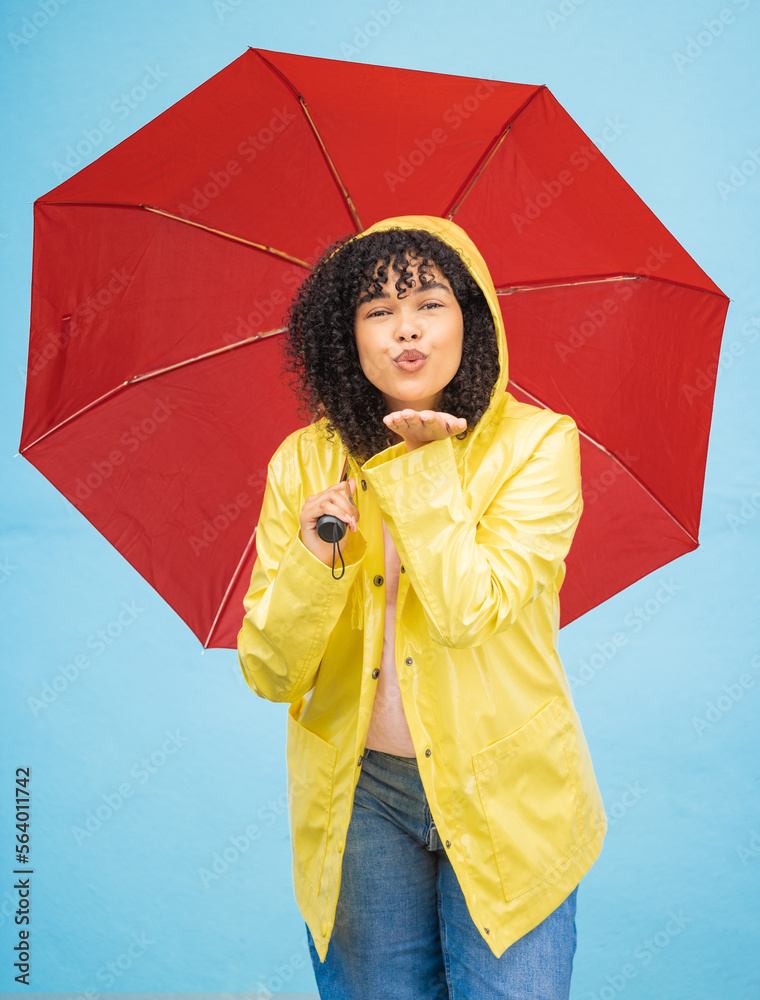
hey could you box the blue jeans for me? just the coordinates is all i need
[306,748,578,999]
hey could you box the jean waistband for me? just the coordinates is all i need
[365,749,418,766]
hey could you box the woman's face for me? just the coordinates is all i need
[353,257,464,415]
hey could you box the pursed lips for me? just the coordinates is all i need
[394,352,428,371]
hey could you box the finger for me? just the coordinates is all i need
[441,412,466,424]
[306,486,358,525]
[332,479,358,501]
[338,481,360,520]
[335,489,359,523]
[344,481,357,508]
[390,409,417,423]
[342,477,357,506]
[318,497,357,531]
[441,413,467,431]
[384,411,406,425]
[388,414,410,430]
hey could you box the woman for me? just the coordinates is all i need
[237,215,606,999]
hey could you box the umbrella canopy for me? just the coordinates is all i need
[20,47,729,648]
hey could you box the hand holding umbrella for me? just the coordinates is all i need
[308,476,360,575]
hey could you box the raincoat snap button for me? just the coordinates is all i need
[405,656,413,666]
[400,565,405,573]
[484,927,490,934]
[445,840,451,848]
[372,668,379,679]
[321,922,328,936]
[373,574,384,586]
[361,479,367,491]
[425,748,431,757]
[338,840,344,854]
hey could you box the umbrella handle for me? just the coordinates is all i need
[316,514,348,543]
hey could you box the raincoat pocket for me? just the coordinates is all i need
[472,697,583,904]
[286,700,339,896]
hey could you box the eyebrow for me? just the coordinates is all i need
[358,280,452,304]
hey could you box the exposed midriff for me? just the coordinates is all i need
[363,517,416,757]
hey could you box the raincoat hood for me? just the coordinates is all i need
[354,214,508,401]
[338,214,509,469]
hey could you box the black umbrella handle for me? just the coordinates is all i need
[316,514,347,579]
[316,514,347,543]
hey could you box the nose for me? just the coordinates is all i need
[396,304,421,341]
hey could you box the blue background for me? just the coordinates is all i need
[1,0,759,996]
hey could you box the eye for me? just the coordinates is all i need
[365,307,390,319]
[421,301,444,310]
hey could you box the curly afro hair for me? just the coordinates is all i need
[280,227,501,464]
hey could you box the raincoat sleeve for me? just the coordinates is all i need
[237,439,367,703]
[361,412,582,649]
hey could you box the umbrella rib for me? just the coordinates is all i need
[20,382,131,452]
[446,84,546,220]
[36,200,313,268]
[141,206,311,267]
[507,377,699,547]
[19,330,286,452]
[447,124,512,220]
[495,272,728,299]
[497,275,642,294]
[252,48,363,232]
[126,328,287,384]
[205,525,259,648]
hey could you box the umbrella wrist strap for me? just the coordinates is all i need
[330,539,346,580]
[330,452,349,580]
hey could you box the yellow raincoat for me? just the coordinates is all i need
[238,215,606,962]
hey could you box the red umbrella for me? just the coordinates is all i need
[20,47,729,648]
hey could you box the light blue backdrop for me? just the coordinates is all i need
[1,0,758,996]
